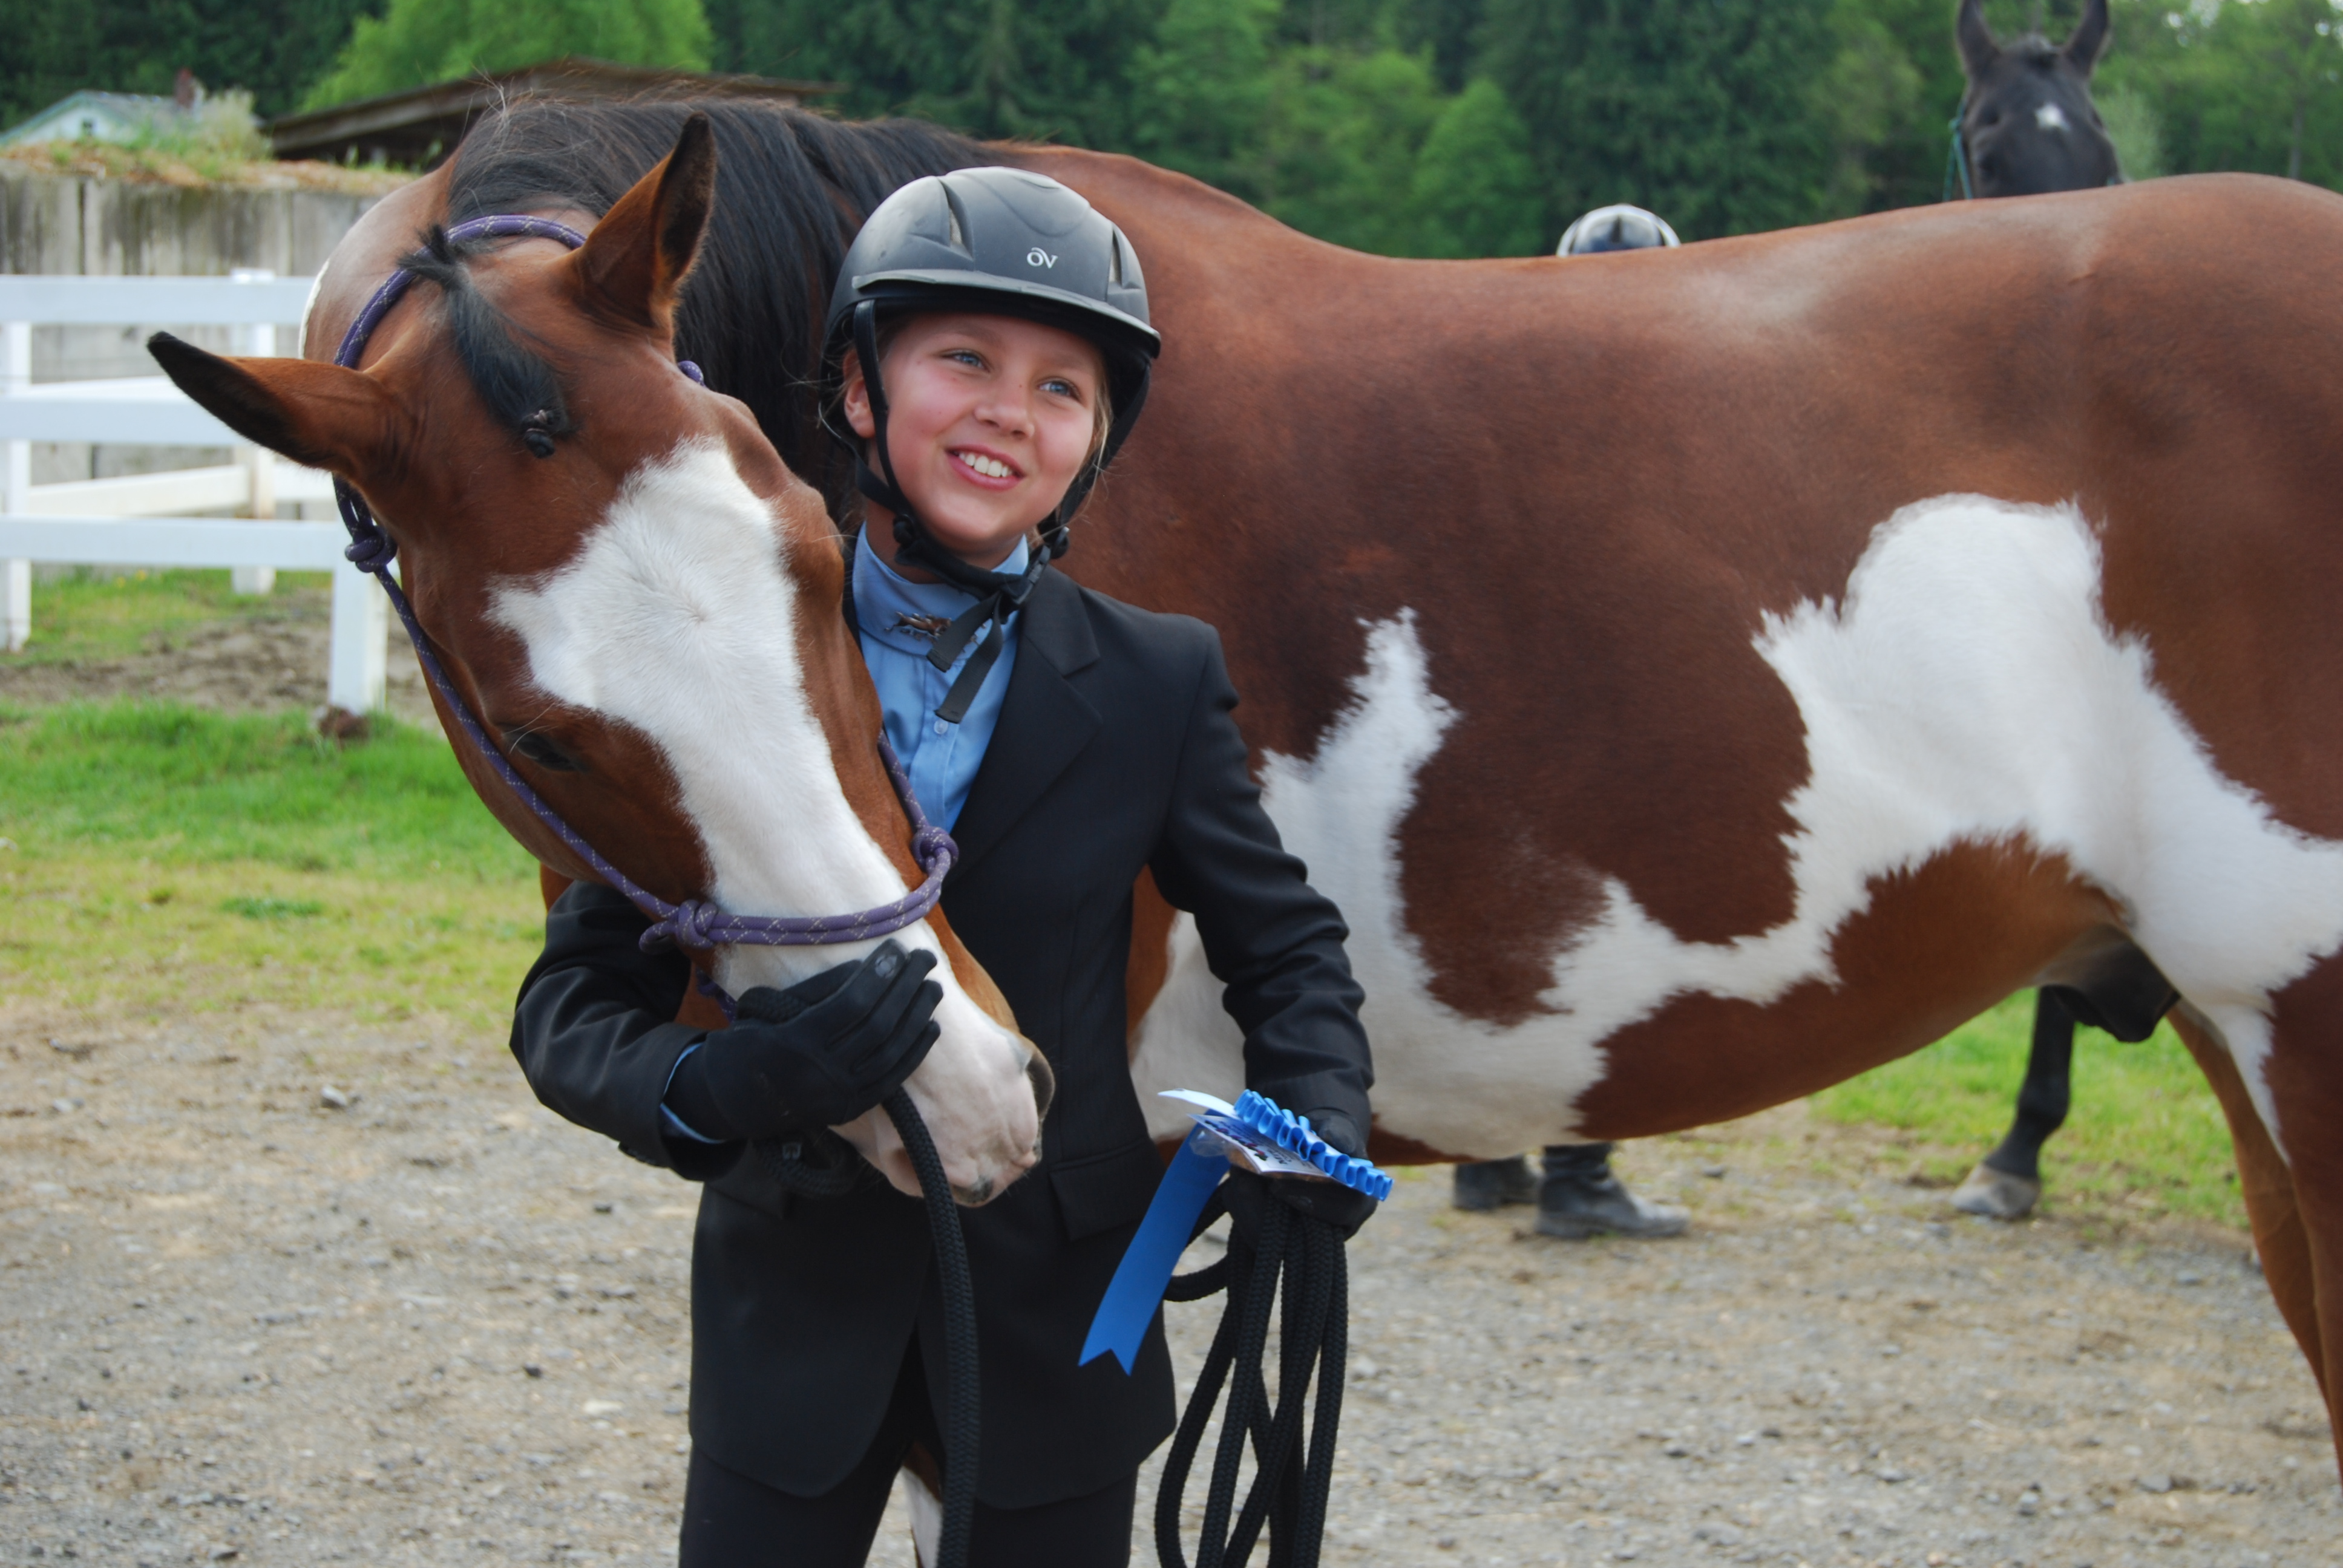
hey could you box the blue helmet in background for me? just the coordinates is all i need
[1556,204,1682,256]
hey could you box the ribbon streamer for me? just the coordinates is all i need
[1080,1125,1231,1375]
[1081,1091,1392,1376]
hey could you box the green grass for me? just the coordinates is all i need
[0,701,526,877]
[1812,992,2242,1228]
[7,567,330,665]
[0,701,541,1031]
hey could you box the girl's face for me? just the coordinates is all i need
[842,312,1107,573]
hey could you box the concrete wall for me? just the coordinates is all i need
[2,171,394,483]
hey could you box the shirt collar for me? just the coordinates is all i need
[853,525,1031,662]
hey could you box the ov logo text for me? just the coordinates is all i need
[1027,248,1058,268]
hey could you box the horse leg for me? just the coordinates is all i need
[2259,961,2343,1477]
[1451,1154,1536,1210]
[1952,990,2076,1220]
[2169,1009,2327,1415]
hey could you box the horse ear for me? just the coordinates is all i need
[575,111,716,331]
[147,332,402,475]
[1956,0,1999,79]
[2063,0,2112,74]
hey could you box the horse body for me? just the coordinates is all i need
[157,104,2343,1465]
[1032,152,2343,1314]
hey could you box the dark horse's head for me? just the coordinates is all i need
[1956,0,2120,197]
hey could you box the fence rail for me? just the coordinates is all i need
[2,272,387,711]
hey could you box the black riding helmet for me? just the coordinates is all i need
[824,166,1161,558]
[822,167,1160,727]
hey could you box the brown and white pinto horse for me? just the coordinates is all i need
[156,109,2343,1474]
[153,120,1048,1206]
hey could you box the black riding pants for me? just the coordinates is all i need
[677,1340,1137,1566]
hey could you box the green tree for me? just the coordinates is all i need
[1259,45,1447,250]
[2100,0,2343,190]
[1407,76,1541,254]
[303,0,710,108]
[712,0,1161,146]
[1128,0,1280,198]
[1479,0,1840,241]
[0,0,382,124]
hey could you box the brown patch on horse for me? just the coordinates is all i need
[1126,867,1176,1061]
[1365,1124,1476,1166]
[1571,841,2118,1138]
[2263,959,2343,1432]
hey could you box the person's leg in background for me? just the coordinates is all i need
[1451,1143,1688,1239]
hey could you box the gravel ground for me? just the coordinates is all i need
[0,584,434,727]
[2,1004,2334,1567]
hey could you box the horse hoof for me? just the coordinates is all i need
[1453,1155,1538,1211]
[1950,1164,2039,1220]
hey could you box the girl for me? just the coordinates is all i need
[510,166,1375,1566]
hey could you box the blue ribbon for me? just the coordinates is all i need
[1078,1126,1229,1374]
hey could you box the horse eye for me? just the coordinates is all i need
[523,428,557,460]
[508,730,582,771]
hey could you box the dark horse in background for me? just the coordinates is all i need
[1945,0,2169,1223]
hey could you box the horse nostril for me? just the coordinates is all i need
[1024,1047,1056,1123]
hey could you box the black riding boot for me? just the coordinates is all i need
[1535,1142,1688,1240]
[1450,1154,1538,1211]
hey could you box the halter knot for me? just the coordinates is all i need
[643,899,726,953]
[911,826,957,877]
[342,526,397,572]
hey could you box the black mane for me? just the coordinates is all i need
[441,100,992,517]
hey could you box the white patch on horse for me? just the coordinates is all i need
[490,440,1037,1190]
[2035,102,2071,132]
[1132,498,2343,1158]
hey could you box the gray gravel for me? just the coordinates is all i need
[2,1009,2334,1566]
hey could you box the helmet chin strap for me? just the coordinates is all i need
[851,299,1054,727]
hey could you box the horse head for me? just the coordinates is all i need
[1956,0,2120,197]
[146,116,1050,1206]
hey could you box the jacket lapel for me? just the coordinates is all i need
[947,569,1102,881]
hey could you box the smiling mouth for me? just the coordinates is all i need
[952,450,1018,482]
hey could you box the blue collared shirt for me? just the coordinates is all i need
[851,523,1023,834]
[661,526,1025,1143]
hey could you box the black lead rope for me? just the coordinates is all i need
[886,1089,983,1568]
[754,1099,978,1568]
[1157,1186,1349,1568]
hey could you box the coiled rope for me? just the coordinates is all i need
[1156,1184,1348,1568]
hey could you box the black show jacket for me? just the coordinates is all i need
[509,569,1374,1509]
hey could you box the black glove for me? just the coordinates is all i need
[1227,1107,1379,1241]
[663,941,943,1140]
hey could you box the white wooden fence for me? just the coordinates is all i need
[0,272,388,711]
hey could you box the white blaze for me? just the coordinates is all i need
[1133,497,2343,1158]
[490,440,1038,1194]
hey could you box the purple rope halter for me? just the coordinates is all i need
[332,212,955,959]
